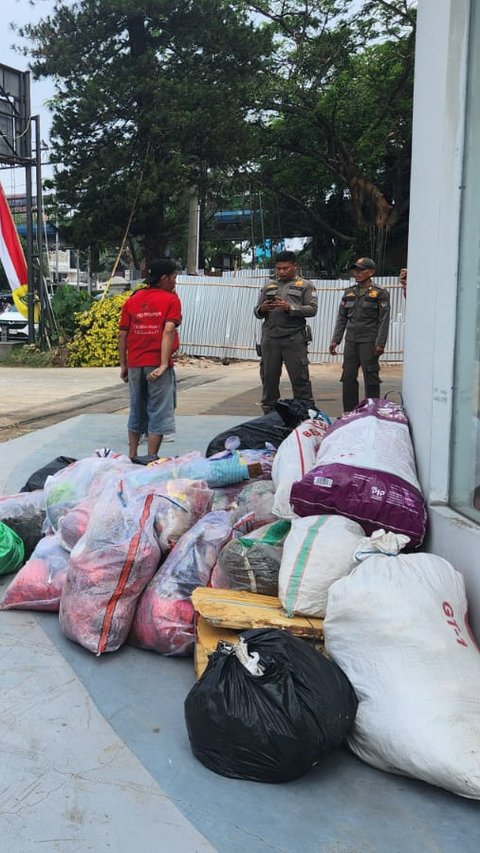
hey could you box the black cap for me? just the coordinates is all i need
[350,257,376,271]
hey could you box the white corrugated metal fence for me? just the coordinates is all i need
[175,275,405,363]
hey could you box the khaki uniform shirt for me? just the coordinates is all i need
[332,282,390,348]
[254,276,318,338]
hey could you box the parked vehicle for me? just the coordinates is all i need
[0,303,29,340]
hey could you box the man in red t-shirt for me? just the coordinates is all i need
[119,258,182,460]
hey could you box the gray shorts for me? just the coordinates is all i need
[127,366,176,436]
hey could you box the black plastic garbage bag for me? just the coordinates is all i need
[184,628,358,783]
[206,412,289,457]
[20,456,77,492]
[205,400,330,457]
[275,398,330,429]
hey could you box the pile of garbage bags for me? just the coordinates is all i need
[1,396,479,797]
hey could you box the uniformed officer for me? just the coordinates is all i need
[254,251,318,414]
[329,257,390,412]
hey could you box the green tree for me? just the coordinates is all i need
[19,0,271,264]
[245,0,416,272]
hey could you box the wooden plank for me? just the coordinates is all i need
[194,617,239,679]
[191,587,323,640]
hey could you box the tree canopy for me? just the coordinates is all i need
[18,0,416,273]
[242,0,416,272]
[19,0,271,264]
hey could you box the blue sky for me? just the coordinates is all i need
[1,0,57,190]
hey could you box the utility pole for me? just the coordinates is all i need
[186,187,200,275]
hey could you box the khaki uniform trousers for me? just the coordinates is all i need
[341,339,381,412]
[260,330,314,412]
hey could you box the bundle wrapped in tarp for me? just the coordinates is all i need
[324,531,480,799]
[211,519,291,596]
[290,399,427,547]
[271,416,330,519]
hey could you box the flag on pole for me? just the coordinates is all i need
[0,178,29,318]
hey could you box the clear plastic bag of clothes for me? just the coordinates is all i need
[211,519,291,595]
[59,480,164,655]
[44,450,132,530]
[0,490,46,559]
[211,478,275,514]
[130,510,233,656]
[1,532,70,611]
[209,439,276,481]
[126,450,255,490]
[57,477,213,555]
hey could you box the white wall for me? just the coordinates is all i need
[404,0,480,637]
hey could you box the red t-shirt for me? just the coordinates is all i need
[119,287,182,368]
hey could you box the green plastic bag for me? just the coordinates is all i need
[0,520,25,575]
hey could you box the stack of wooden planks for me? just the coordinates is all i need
[191,587,324,678]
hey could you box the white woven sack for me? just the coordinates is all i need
[272,419,329,519]
[324,533,480,799]
[279,515,364,617]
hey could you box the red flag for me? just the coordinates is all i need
[0,179,30,317]
[0,180,28,290]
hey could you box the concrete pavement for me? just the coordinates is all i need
[2,360,478,853]
[0,360,404,442]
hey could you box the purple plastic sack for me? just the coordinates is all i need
[290,399,427,547]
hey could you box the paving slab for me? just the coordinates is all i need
[0,606,213,853]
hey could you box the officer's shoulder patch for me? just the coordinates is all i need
[294,279,304,286]
[346,290,355,297]
[369,289,378,298]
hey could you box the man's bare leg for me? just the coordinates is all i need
[128,430,141,459]
[147,433,163,456]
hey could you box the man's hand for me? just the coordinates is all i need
[329,341,338,355]
[260,299,277,312]
[273,297,291,312]
[374,345,384,356]
[120,365,128,382]
[147,365,168,382]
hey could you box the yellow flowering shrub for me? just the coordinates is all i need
[67,292,132,366]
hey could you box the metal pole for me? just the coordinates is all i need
[21,73,35,344]
[25,175,35,343]
[250,187,256,270]
[87,245,92,295]
[187,186,199,274]
[34,115,46,347]
[55,221,59,284]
